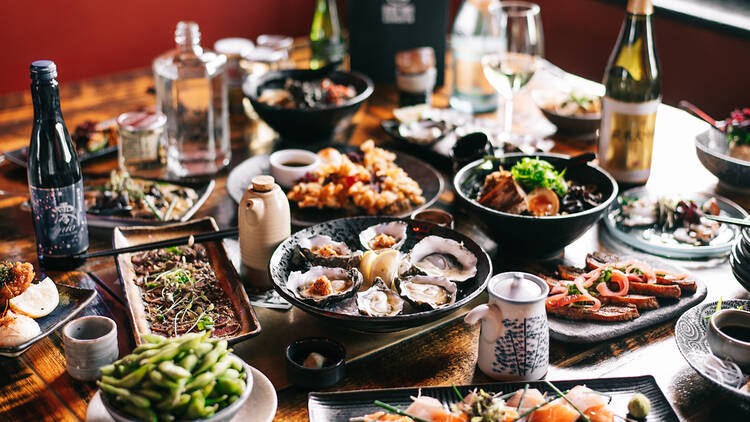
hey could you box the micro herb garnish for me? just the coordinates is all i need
[510,158,568,197]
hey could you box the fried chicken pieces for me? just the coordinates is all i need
[0,261,34,308]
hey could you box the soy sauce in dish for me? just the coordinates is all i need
[282,160,313,167]
[719,325,750,342]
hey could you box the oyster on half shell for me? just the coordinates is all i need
[286,266,362,306]
[398,275,457,310]
[297,234,362,268]
[356,278,404,317]
[406,236,477,282]
[359,221,408,251]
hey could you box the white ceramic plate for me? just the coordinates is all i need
[85,366,277,422]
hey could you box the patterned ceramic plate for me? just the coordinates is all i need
[268,216,492,332]
[226,147,443,227]
[308,376,678,421]
[675,299,750,406]
[603,187,748,258]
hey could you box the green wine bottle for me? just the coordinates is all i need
[310,0,345,70]
[599,0,661,185]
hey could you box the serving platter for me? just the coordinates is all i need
[3,145,118,168]
[603,187,747,259]
[226,148,443,227]
[84,175,215,229]
[308,375,678,421]
[0,281,97,357]
[268,216,492,332]
[675,299,750,408]
[541,254,707,343]
[112,217,260,345]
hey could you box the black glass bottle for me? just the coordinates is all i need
[27,60,89,269]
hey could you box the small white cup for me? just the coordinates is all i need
[63,316,118,381]
[465,272,549,381]
[269,149,321,188]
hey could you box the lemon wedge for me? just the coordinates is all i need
[360,250,378,283]
[393,104,430,124]
[369,250,402,289]
[9,277,59,318]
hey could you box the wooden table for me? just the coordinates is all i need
[1,54,749,421]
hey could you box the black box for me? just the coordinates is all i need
[347,0,449,86]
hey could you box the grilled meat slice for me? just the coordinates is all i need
[557,265,585,281]
[629,281,682,298]
[546,303,640,322]
[585,252,697,293]
[585,252,618,270]
[654,273,697,294]
[601,294,659,310]
[478,170,528,214]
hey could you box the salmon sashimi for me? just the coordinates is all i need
[584,405,614,422]
[362,412,414,422]
[506,388,547,411]
[527,398,579,422]
[405,396,468,422]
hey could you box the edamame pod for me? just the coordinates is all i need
[216,376,244,396]
[185,371,215,391]
[159,361,192,380]
[184,390,206,419]
[194,340,227,374]
[123,406,157,422]
[178,353,199,371]
[142,333,165,344]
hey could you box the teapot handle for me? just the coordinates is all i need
[464,303,504,340]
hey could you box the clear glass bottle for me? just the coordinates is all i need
[450,0,503,114]
[153,21,230,177]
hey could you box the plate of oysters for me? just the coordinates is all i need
[269,216,492,332]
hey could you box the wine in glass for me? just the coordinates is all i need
[482,2,544,144]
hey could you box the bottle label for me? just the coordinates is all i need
[599,96,660,183]
[29,180,89,256]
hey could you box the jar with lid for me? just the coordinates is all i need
[214,37,255,114]
[117,110,167,177]
[153,21,230,177]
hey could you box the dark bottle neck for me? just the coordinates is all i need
[31,79,64,122]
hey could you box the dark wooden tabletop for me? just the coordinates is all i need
[0,46,749,422]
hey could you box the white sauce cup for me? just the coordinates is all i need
[268,149,321,188]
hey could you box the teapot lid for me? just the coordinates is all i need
[251,175,275,192]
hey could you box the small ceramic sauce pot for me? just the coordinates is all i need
[63,316,118,381]
[707,308,750,371]
[465,272,549,381]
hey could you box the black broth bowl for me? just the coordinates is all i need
[453,153,618,257]
[246,69,374,143]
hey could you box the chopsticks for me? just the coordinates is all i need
[82,228,239,259]
[704,214,750,228]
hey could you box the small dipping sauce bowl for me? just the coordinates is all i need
[285,337,345,389]
[411,208,454,229]
[63,316,118,381]
[707,308,750,371]
[269,149,321,188]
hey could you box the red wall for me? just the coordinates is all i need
[2,0,748,117]
[0,0,326,95]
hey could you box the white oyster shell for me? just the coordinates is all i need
[359,221,408,251]
[408,236,477,282]
[398,275,457,310]
[356,278,404,317]
[286,266,362,306]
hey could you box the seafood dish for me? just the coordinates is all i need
[130,245,242,339]
[286,228,477,318]
[542,91,602,117]
[357,382,649,422]
[462,157,604,217]
[0,261,59,347]
[257,77,357,109]
[541,251,695,322]
[269,217,490,332]
[617,195,722,246]
[73,119,118,154]
[287,141,426,215]
[724,108,750,161]
[85,171,199,221]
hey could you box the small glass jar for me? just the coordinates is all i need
[395,47,437,107]
[214,37,255,113]
[117,110,167,177]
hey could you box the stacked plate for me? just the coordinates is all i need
[730,227,750,292]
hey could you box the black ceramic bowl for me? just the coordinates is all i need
[531,90,601,135]
[285,337,346,389]
[453,153,618,257]
[696,129,750,189]
[268,216,492,333]
[731,239,750,292]
[245,69,374,142]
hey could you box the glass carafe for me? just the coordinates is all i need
[154,21,230,177]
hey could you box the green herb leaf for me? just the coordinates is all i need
[510,158,568,196]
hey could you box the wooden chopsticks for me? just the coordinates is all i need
[82,228,239,259]
[704,214,750,228]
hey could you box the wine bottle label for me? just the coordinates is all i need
[29,181,89,256]
[599,96,660,183]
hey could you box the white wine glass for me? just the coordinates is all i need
[482,2,544,144]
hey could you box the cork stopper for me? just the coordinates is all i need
[251,175,275,192]
[627,0,653,15]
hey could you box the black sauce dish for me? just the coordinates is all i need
[286,337,346,389]
[453,153,618,257]
[245,69,374,143]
